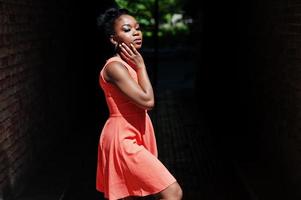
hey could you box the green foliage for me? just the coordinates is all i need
[115,0,190,42]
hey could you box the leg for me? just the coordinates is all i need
[155,182,183,200]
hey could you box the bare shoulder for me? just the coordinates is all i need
[104,61,129,82]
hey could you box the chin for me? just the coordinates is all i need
[134,43,142,49]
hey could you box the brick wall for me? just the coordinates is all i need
[0,1,71,199]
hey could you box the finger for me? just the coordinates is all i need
[120,51,129,61]
[119,44,131,57]
[120,51,135,67]
[122,43,134,55]
[130,43,139,54]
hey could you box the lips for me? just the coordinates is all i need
[133,38,142,44]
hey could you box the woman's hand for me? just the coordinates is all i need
[119,42,145,71]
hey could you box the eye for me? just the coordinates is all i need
[123,28,131,32]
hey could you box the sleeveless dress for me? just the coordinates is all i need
[96,56,176,200]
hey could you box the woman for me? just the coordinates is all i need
[96,7,182,200]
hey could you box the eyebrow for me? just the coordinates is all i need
[122,23,139,27]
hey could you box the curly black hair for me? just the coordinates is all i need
[97,7,130,38]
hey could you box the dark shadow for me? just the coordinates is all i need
[12,0,299,200]
[0,144,12,199]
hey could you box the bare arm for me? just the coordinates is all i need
[103,43,154,110]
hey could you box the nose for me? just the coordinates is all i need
[133,29,140,36]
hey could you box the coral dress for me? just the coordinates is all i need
[96,56,176,200]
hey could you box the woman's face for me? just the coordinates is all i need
[112,14,142,49]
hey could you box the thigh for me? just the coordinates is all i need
[154,182,182,199]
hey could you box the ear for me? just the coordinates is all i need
[109,35,118,46]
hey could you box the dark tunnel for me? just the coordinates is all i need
[0,0,301,199]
